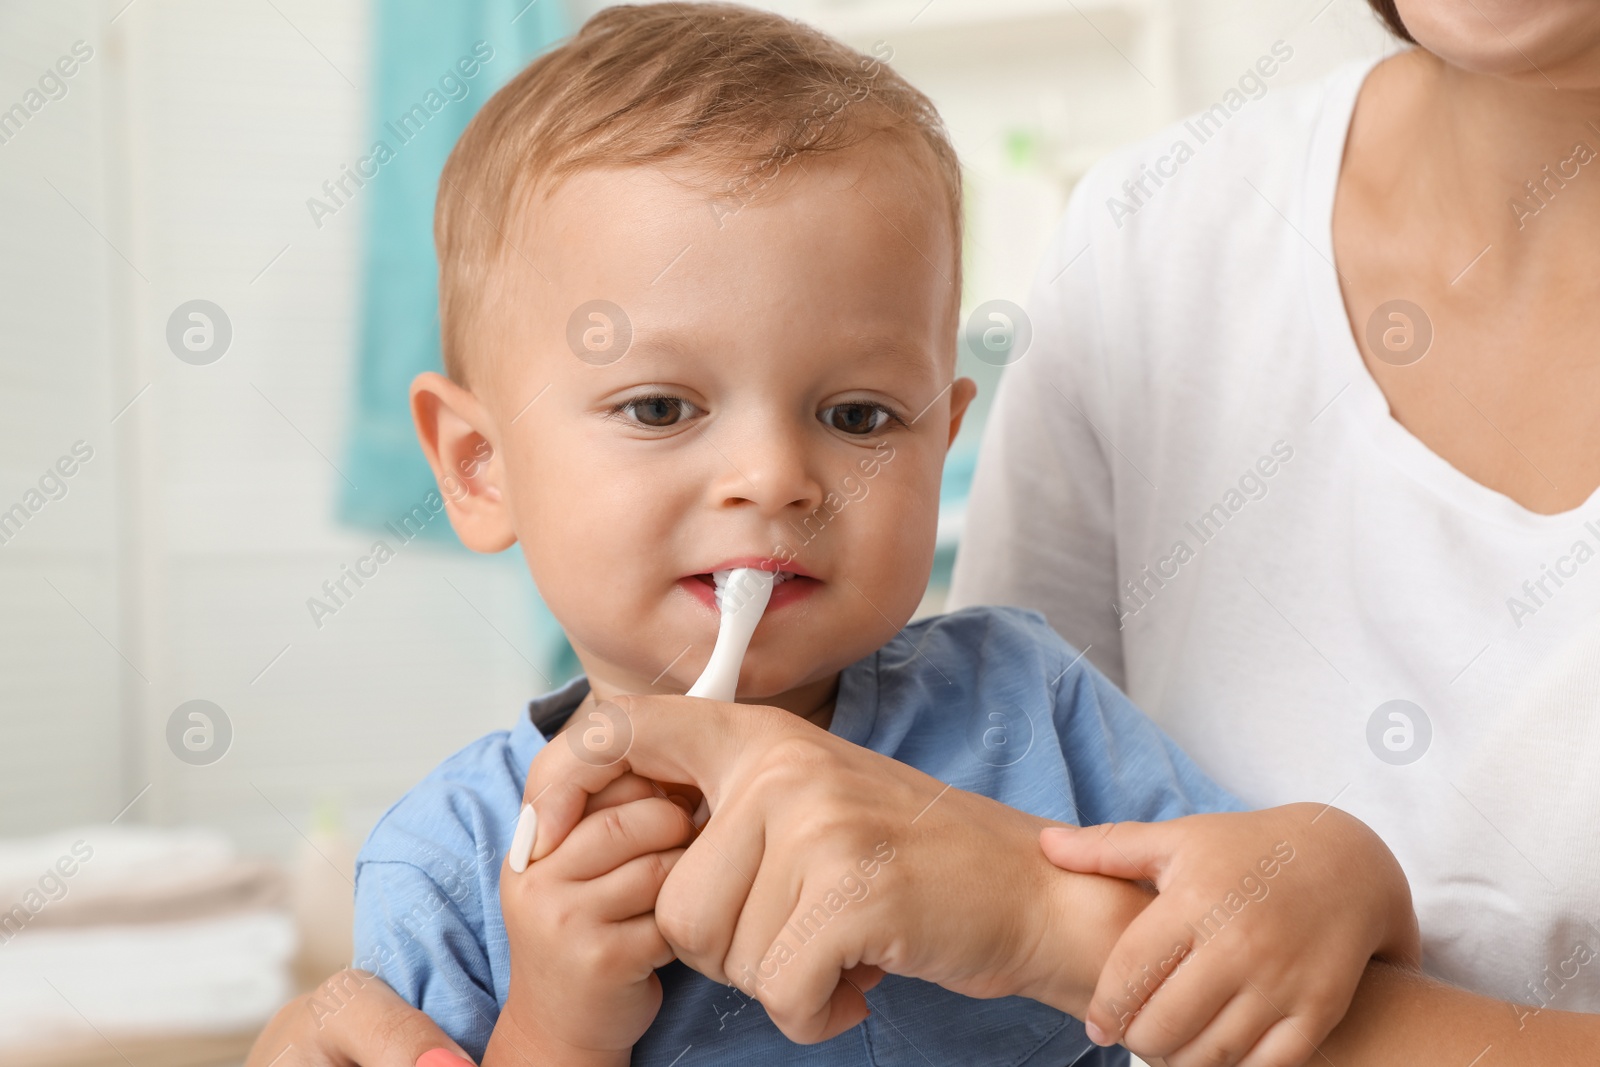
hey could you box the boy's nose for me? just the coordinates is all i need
[707,422,822,518]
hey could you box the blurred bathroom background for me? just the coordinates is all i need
[0,0,1396,1062]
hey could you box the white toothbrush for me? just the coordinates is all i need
[508,566,775,871]
[681,567,775,829]
[686,567,776,701]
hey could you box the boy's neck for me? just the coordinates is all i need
[579,672,840,732]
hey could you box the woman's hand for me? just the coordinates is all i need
[244,970,473,1067]
[522,693,1155,1043]
[1041,804,1421,1067]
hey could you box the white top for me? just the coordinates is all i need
[949,58,1600,1009]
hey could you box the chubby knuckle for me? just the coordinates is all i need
[632,849,673,894]
[1167,1040,1235,1067]
[598,805,631,846]
[1130,1005,1190,1056]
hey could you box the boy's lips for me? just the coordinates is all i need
[679,558,820,614]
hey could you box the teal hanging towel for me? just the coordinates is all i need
[340,0,569,534]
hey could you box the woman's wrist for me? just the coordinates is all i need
[1009,845,1155,1019]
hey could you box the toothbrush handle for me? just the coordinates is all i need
[686,614,745,701]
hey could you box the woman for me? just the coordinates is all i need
[953,0,1600,1023]
[249,1,1600,1063]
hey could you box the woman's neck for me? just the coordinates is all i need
[1335,47,1600,515]
[1358,50,1600,277]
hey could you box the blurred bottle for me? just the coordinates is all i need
[290,800,357,990]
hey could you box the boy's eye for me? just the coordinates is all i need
[617,395,698,427]
[820,402,891,435]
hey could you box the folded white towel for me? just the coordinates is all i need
[0,910,296,1047]
[0,825,289,935]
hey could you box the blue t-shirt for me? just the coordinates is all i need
[352,606,1243,1065]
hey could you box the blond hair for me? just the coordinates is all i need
[435,1,963,383]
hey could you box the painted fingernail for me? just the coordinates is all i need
[1084,1020,1109,1046]
[508,803,537,873]
[417,1050,475,1067]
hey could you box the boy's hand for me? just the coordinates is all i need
[486,770,696,1067]
[1041,803,1421,1067]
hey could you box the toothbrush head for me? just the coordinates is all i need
[712,567,777,615]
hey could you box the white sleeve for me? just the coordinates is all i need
[947,180,1127,688]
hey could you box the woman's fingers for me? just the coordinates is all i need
[244,969,473,1067]
[524,696,766,862]
[416,1051,474,1067]
[743,891,874,1044]
[416,1052,474,1067]
[653,784,768,987]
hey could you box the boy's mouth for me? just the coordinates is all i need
[680,559,819,614]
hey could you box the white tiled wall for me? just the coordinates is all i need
[1,0,549,862]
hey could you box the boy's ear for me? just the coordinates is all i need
[945,376,978,450]
[410,372,516,553]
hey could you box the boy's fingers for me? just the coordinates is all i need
[554,797,696,881]
[1039,821,1175,884]
[609,912,680,975]
[1085,900,1205,1046]
[1139,988,1262,1066]
[585,847,687,921]
[1233,1012,1319,1067]
[524,769,629,863]
[582,771,661,815]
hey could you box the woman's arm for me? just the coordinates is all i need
[1317,963,1592,1064]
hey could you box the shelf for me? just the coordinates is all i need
[755,0,1152,44]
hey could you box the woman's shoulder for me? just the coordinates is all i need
[1059,57,1374,260]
